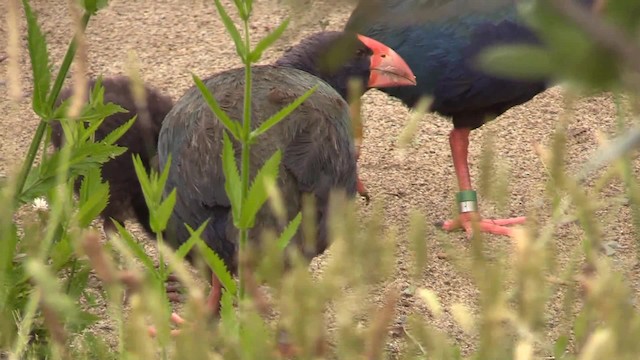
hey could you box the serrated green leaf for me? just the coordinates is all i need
[175,220,210,260]
[26,260,78,316]
[239,308,273,359]
[23,0,52,117]
[50,236,74,270]
[0,218,19,274]
[150,189,176,234]
[195,240,237,296]
[114,221,158,276]
[192,73,241,139]
[250,18,289,62]
[66,265,91,300]
[222,132,242,225]
[573,309,589,346]
[82,0,108,14]
[100,115,136,145]
[219,288,238,336]
[90,75,105,104]
[67,310,100,333]
[277,212,301,250]
[239,150,282,228]
[157,154,173,195]
[67,143,127,172]
[52,79,129,134]
[212,0,247,61]
[250,85,317,141]
[75,168,109,228]
[132,153,155,208]
[57,117,85,148]
[232,0,246,20]
[477,44,554,81]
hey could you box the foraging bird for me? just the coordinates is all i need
[344,0,595,236]
[158,32,415,316]
[275,31,417,201]
[51,76,174,236]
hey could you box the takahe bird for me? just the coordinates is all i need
[51,76,174,236]
[275,31,417,201]
[158,32,415,317]
[344,0,595,237]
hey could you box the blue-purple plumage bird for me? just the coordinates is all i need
[344,0,595,236]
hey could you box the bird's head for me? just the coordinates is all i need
[275,31,416,99]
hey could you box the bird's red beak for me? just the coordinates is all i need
[358,34,417,88]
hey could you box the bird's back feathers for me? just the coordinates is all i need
[159,65,357,270]
[344,0,558,128]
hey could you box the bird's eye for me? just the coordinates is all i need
[381,54,386,58]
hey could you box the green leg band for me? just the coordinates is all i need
[457,190,478,213]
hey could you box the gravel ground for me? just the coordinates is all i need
[1,0,639,357]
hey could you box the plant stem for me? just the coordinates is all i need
[238,18,252,302]
[9,288,41,360]
[157,232,166,278]
[12,11,92,208]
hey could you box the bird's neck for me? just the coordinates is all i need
[275,57,353,100]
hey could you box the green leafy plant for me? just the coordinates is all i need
[188,0,317,308]
[4,0,640,359]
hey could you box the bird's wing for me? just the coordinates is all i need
[159,85,231,216]
[283,115,357,201]
[158,83,239,263]
[280,100,357,256]
[430,19,547,116]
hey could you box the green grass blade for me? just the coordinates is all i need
[239,150,281,228]
[176,221,210,260]
[157,154,172,193]
[113,221,158,276]
[219,289,239,335]
[82,0,108,14]
[222,132,242,225]
[76,167,109,228]
[212,0,247,60]
[151,189,176,234]
[132,154,155,209]
[192,73,241,139]
[250,18,289,62]
[101,115,136,145]
[22,0,52,117]
[231,0,246,20]
[249,85,317,141]
[276,212,301,250]
[477,44,554,81]
[195,240,237,296]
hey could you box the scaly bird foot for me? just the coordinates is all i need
[148,275,222,337]
[161,274,184,303]
[439,212,526,237]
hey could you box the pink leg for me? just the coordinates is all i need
[206,274,222,316]
[356,174,370,204]
[440,128,526,237]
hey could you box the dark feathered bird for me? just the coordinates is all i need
[51,76,174,236]
[276,31,417,201]
[158,32,415,315]
[344,0,595,236]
